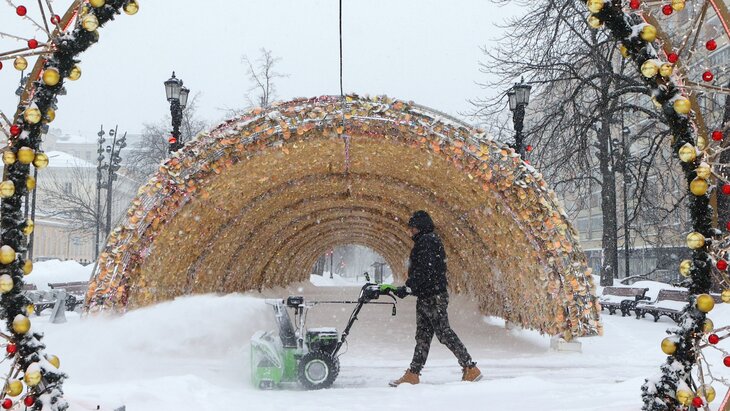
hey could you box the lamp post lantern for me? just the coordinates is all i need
[507,77,532,158]
[165,72,190,153]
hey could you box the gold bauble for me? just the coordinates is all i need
[12,315,30,334]
[641,25,657,42]
[679,259,692,277]
[659,63,673,77]
[695,163,711,179]
[22,220,33,236]
[676,389,693,406]
[5,380,22,397]
[23,370,40,387]
[26,176,35,191]
[47,355,60,369]
[697,294,715,313]
[68,65,82,81]
[697,135,709,150]
[23,107,41,124]
[123,0,139,15]
[674,98,692,115]
[22,260,32,275]
[82,14,99,31]
[17,147,34,165]
[703,318,714,333]
[25,304,33,316]
[44,108,55,123]
[0,181,14,199]
[42,68,60,86]
[0,275,13,294]
[699,385,716,403]
[641,60,659,78]
[2,151,16,166]
[587,0,604,13]
[690,178,708,196]
[678,143,696,162]
[0,246,16,265]
[33,152,49,169]
[672,0,686,11]
[619,44,629,58]
[686,232,705,249]
[89,0,105,7]
[13,56,27,71]
[722,289,730,303]
[661,337,677,355]
[587,15,602,29]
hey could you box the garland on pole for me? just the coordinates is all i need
[0,1,136,409]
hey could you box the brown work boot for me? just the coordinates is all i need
[462,365,482,382]
[389,369,420,387]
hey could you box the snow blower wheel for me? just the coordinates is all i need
[298,351,339,390]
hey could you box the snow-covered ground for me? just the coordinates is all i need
[309,272,394,287]
[25,259,94,290]
[19,263,730,410]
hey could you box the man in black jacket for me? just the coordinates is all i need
[390,210,482,387]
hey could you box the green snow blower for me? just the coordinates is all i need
[250,282,399,390]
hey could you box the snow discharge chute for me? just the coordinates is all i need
[87,95,602,339]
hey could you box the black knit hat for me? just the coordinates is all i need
[408,210,434,232]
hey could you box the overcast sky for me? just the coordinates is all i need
[0,0,521,138]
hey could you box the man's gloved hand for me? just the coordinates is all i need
[394,286,410,299]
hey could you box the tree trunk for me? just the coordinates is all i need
[599,118,620,286]
[717,86,730,227]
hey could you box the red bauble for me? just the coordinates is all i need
[723,184,730,195]
[713,130,724,141]
[709,334,720,344]
[629,0,640,9]
[9,125,21,137]
[725,356,730,367]
[5,344,17,354]
[703,71,714,82]
[662,4,673,15]
[0,61,3,71]
[717,260,728,270]
[692,397,703,408]
[526,145,533,152]
[667,53,679,63]
[27,39,38,49]
[23,396,34,407]
[16,6,27,16]
[168,136,177,144]
[50,15,60,24]
[707,39,718,51]
[1,399,11,410]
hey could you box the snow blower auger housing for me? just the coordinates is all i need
[250,283,399,390]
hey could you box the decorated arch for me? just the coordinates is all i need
[86,94,601,338]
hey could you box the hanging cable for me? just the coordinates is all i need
[339,0,350,174]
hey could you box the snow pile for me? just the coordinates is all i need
[26,260,93,290]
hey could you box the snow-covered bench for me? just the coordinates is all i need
[636,290,724,323]
[48,281,88,311]
[599,287,649,317]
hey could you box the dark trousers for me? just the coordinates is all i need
[409,292,473,373]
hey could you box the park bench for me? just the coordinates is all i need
[635,290,723,322]
[599,287,650,317]
[48,281,88,311]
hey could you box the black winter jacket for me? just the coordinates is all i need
[405,229,448,298]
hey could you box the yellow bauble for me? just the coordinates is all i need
[619,44,629,58]
[661,337,677,355]
[703,318,714,333]
[0,181,14,199]
[42,68,60,86]
[26,176,35,191]
[23,107,41,124]
[47,355,60,369]
[82,15,99,31]
[0,246,16,265]
[12,315,30,334]
[0,275,14,294]
[587,0,604,13]
[13,56,27,71]
[699,385,716,403]
[695,163,711,179]
[674,98,692,114]
[672,0,686,11]
[678,143,696,162]
[641,25,657,42]
[659,63,673,77]
[641,60,659,78]
[68,65,82,81]
[44,108,55,123]
[722,289,730,303]
[2,150,16,166]
[17,147,34,165]
[697,294,715,313]
[123,0,139,15]
[22,260,32,275]
[25,304,33,316]
[33,152,49,169]
[697,135,709,150]
[22,220,33,236]
[89,0,105,7]
[690,178,708,196]
[676,389,693,406]
[23,370,40,387]
[686,232,705,249]
[587,15,602,29]
[679,259,692,277]
[5,380,22,397]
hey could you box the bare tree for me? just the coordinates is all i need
[39,163,105,235]
[242,48,286,108]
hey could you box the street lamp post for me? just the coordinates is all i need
[621,125,631,279]
[507,78,532,158]
[164,72,190,153]
[95,125,126,259]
